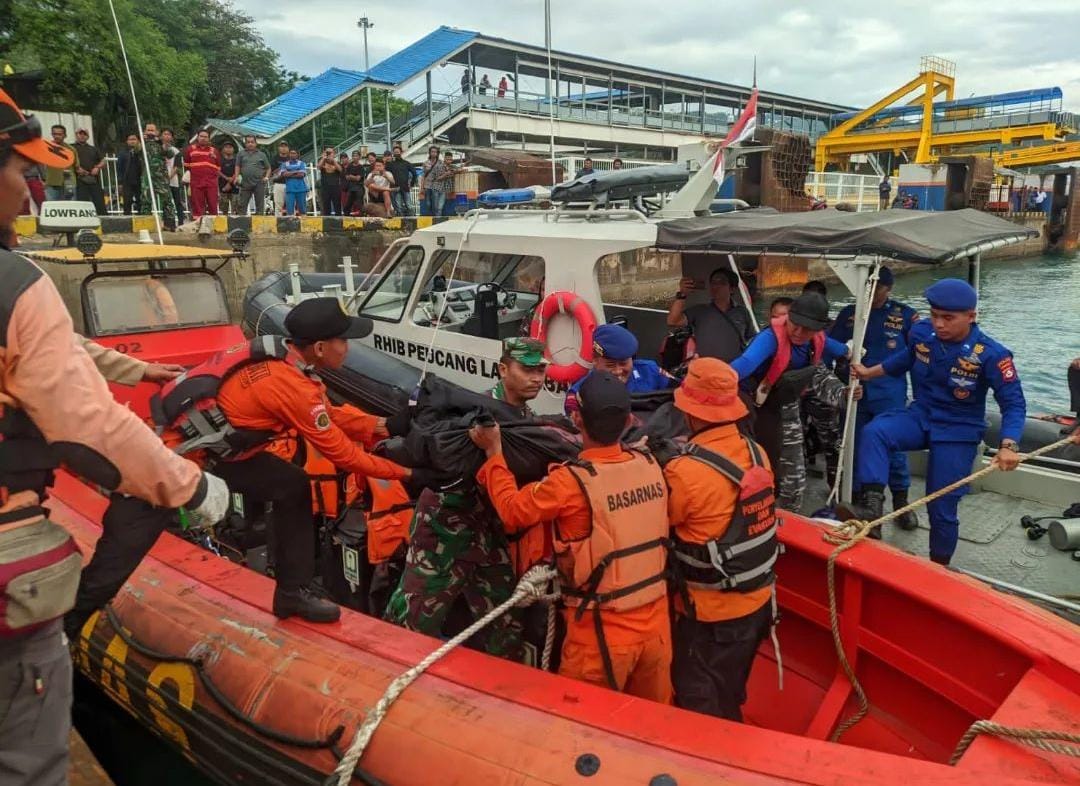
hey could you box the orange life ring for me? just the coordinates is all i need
[529,291,597,385]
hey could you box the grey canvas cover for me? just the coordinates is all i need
[551,164,690,203]
[655,207,1037,263]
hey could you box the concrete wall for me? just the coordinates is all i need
[22,227,410,333]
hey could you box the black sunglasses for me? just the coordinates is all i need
[0,114,42,146]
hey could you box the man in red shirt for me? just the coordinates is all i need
[183,129,220,218]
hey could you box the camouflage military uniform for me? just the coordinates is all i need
[384,488,523,659]
[384,338,548,662]
[778,365,849,511]
[140,135,178,229]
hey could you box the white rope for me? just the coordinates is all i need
[330,565,559,786]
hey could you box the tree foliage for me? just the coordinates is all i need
[1,0,299,148]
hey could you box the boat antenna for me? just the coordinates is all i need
[544,0,557,186]
[106,0,164,244]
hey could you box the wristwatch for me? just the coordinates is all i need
[999,439,1019,452]
[674,292,687,301]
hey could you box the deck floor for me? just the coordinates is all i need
[801,466,1079,610]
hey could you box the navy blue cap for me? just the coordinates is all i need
[592,323,638,361]
[925,278,977,312]
[877,266,894,286]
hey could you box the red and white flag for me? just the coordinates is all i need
[712,88,759,187]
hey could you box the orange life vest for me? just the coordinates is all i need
[301,443,359,521]
[555,450,669,613]
[365,477,413,564]
[762,315,825,388]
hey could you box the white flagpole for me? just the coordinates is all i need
[107,0,163,244]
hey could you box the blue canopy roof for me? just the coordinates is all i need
[207,26,479,142]
[368,26,478,85]
[208,68,368,139]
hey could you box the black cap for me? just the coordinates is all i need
[787,292,830,331]
[577,371,630,443]
[284,298,373,342]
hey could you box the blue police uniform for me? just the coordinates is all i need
[854,292,1026,562]
[564,324,675,414]
[831,297,919,491]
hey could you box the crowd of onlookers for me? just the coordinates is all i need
[22,124,462,224]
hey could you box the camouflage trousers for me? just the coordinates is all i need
[385,488,524,662]
[141,174,178,228]
[801,393,841,487]
[778,401,807,512]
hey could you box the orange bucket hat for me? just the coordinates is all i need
[0,88,75,169]
[674,357,748,423]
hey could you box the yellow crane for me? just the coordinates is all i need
[815,57,1071,171]
[991,141,1080,168]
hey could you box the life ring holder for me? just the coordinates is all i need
[529,291,597,385]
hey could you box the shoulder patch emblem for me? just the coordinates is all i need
[311,403,331,430]
[997,357,1017,382]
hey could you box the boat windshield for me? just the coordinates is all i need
[83,271,230,336]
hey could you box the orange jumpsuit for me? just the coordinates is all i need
[477,445,672,703]
[216,349,408,480]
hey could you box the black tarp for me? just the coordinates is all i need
[551,164,690,203]
[655,208,1038,264]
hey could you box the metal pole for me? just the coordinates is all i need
[545,0,556,184]
[385,92,391,149]
[427,71,434,141]
[358,16,374,133]
[839,259,877,503]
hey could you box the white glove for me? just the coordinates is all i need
[185,472,230,531]
[844,340,867,360]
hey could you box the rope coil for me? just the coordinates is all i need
[822,434,1079,751]
[329,565,559,786]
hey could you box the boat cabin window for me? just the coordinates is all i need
[82,271,229,337]
[411,250,545,340]
[357,245,426,323]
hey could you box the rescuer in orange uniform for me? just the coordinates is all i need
[214,298,425,623]
[663,358,779,720]
[470,372,672,702]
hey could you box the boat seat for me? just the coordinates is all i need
[953,668,1080,779]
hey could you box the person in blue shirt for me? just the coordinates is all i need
[830,266,920,530]
[843,279,1026,565]
[281,149,309,216]
[731,292,849,510]
[564,323,675,414]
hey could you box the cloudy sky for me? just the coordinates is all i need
[234,0,1080,111]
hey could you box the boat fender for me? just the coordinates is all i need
[529,291,597,386]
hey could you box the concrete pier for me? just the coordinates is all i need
[69,728,115,786]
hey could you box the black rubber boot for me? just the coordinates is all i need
[825,451,839,491]
[273,586,341,623]
[891,489,919,531]
[836,485,886,540]
[929,553,951,566]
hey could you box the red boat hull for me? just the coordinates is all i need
[51,472,1080,786]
